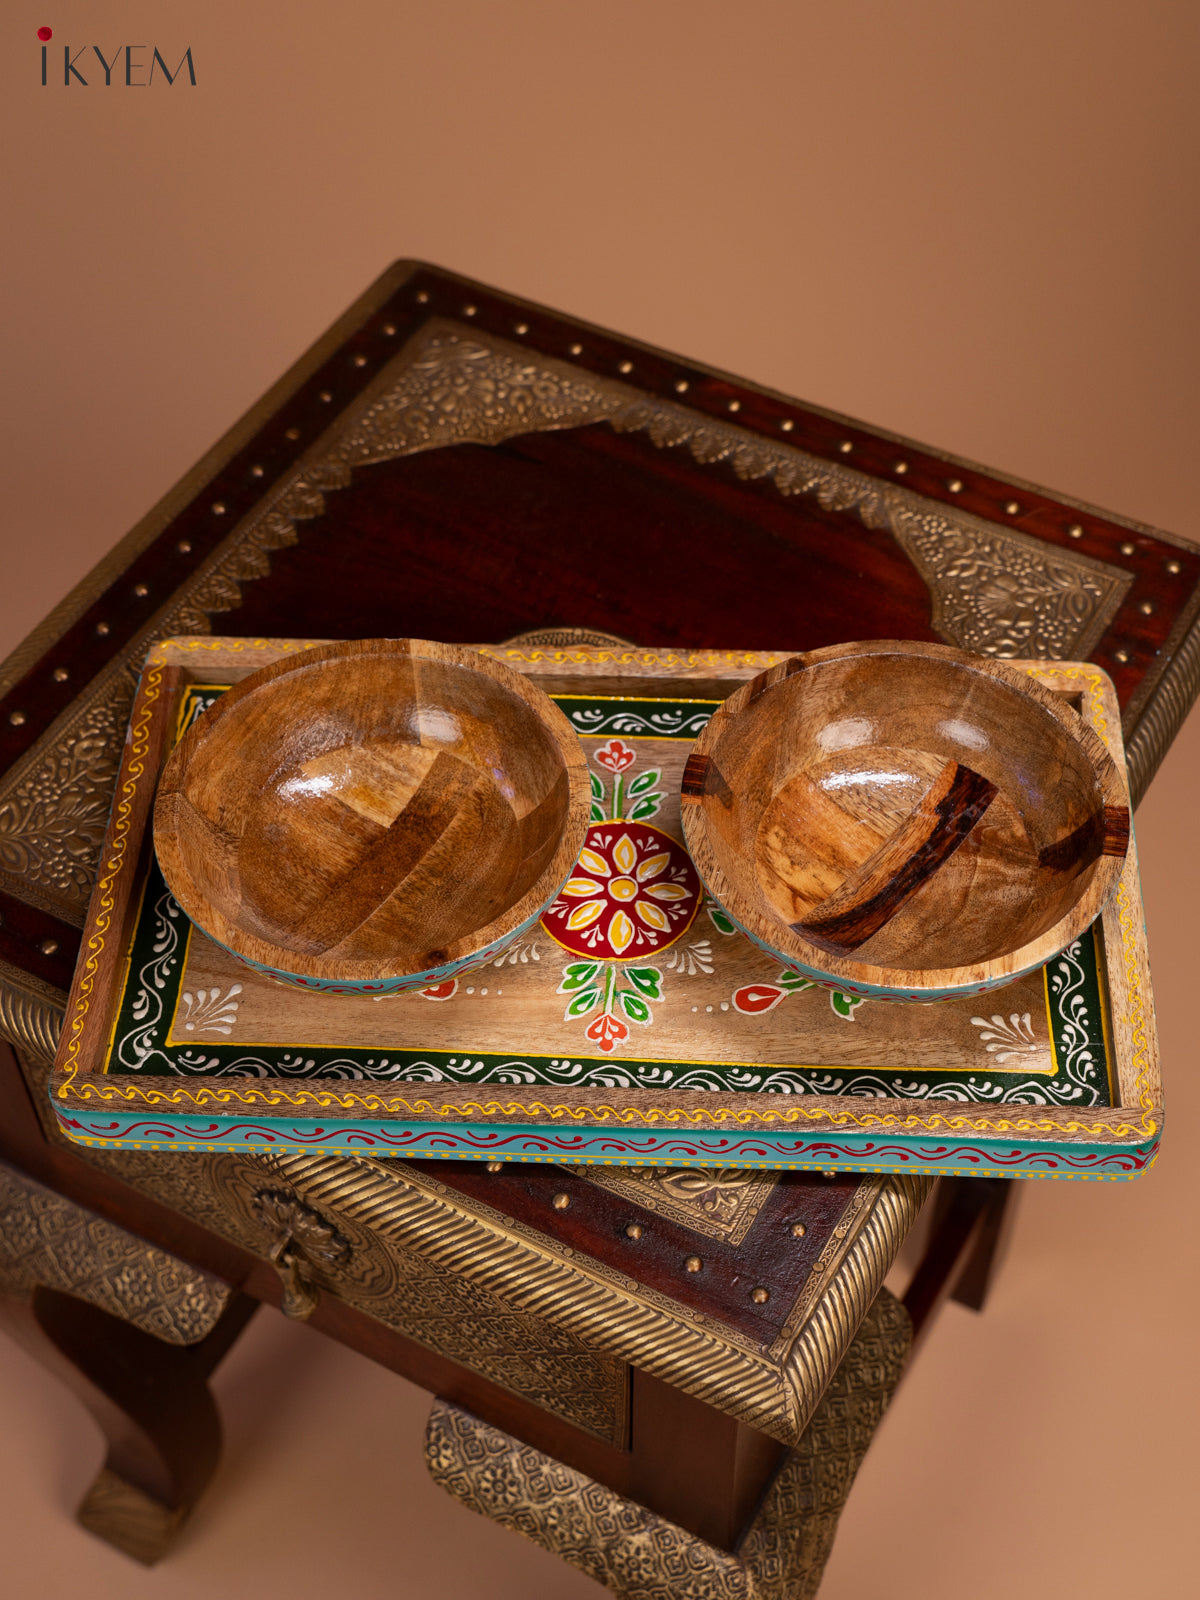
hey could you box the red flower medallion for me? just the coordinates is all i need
[541,822,701,959]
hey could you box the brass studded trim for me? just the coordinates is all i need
[581,1165,781,1245]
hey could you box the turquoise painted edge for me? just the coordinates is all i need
[52,1107,1159,1181]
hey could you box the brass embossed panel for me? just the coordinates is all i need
[12,1040,925,1446]
[580,1166,780,1245]
[0,1159,230,1345]
[53,1139,628,1445]
[426,1289,911,1600]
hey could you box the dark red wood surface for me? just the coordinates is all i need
[225,425,940,649]
[423,1159,863,1343]
[0,895,80,992]
[2,261,1196,779]
[2,262,1196,981]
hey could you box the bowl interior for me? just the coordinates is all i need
[157,647,573,971]
[696,652,1118,974]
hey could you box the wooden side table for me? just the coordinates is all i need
[0,262,1193,1590]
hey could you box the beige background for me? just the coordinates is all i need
[1,2,1198,1595]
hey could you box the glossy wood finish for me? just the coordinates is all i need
[2,262,1198,980]
[228,426,942,656]
[154,639,589,987]
[682,640,1130,1000]
[53,641,1158,1182]
[0,261,1188,1571]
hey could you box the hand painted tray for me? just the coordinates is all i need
[50,637,1162,1180]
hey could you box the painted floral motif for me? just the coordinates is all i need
[542,823,701,959]
[706,898,739,937]
[664,939,714,976]
[557,961,664,1052]
[105,688,1113,1112]
[414,939,542,1003]
[969,1011,1039,1063]
[178,984,242,1035]
[594,737,636,774]
[491,939,541,967]
[420,980,458,1002]
[733,968,866,1022]
[588,739,665,823]
[543,741,700,1050]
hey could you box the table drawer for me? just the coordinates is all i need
[72,1142,630,1446]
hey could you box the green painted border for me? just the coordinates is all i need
[554,695,720,741]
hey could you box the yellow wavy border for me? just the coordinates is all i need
[59,660,164,1095]
[58,648,1156,1140]
[1115,875,1155,1133]
[480,647,779,669]
[147,636,329,665]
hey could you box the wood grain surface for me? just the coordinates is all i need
[153,639,589,983]
[681,641,1130,998]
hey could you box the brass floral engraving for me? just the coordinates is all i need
[251,1188,350,1266]
[0,317,1130,923]
[0,1160,230,1345]
[231,1150,924,1445]
[425,1289,911,1600]
[0,498,300,922]
[250,1187,351,1320]
[0,660,140,918]
[581,1165,780,1245]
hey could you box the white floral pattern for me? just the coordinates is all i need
[179,984,242,1035]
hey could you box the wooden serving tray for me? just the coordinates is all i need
[49,637,1162,1179]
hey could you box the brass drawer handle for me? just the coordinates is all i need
[251,1189,350,1321]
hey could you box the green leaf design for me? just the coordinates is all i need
[559,961,603,993]
[589,771,604,800]
[627,769,662,796]
[618,991,651,1023]
[706,902,737,936]
[830,990,865,1020]
[589,802,605,822]
[624,966,664,999]
[564,987,602,1019]
[778,970,817,993]
[628,794,663,820]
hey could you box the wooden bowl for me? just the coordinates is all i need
[680,640,1130,1003]
[153,639,590,994]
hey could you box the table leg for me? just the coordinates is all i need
[949,1179,1020,1312]
[0,1157,259,1563]
[425,1289,910,1600]
[0,1284,256,1563]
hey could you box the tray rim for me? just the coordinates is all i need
[50,636,1162,1166]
